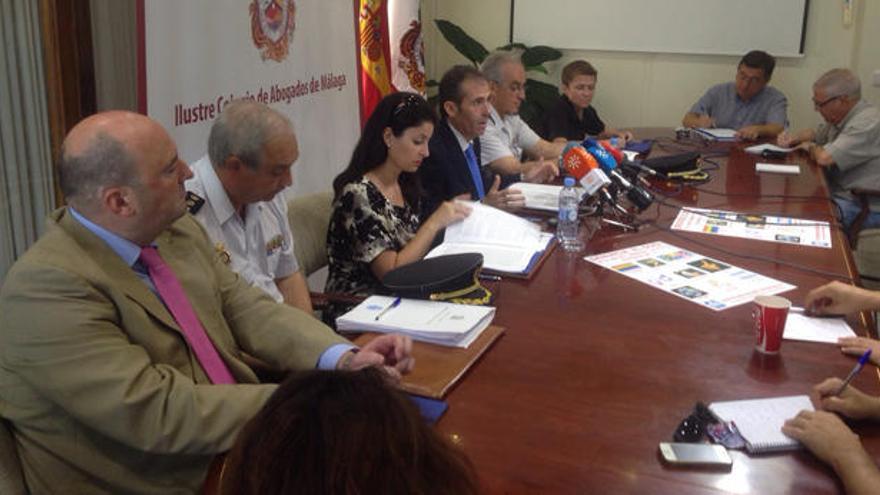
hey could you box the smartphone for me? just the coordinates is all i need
[659,443,732,467]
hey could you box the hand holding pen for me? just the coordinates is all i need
[835,350,872,396]
[812,351,880,421]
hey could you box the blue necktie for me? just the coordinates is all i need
[465,143,485,199]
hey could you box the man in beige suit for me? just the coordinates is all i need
[0,111,413,494]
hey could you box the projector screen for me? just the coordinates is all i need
[511,0,809,57]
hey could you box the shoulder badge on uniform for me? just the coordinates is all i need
[186,191,205,214]
[215,242,231,265]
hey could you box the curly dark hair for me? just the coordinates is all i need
[221,368,479,495]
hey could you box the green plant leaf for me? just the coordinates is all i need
[519,100,542,130]
[525,79,559,111]
[520,79,559,129]
[524,65,548,75]
[434,19,489,66]
[521,45,563,67]
[497,42,528,52]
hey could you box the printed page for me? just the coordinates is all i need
[584,241,795,311]
[697,128,737,140]
[744,143,796,155]
[671,207,831,249]
[444,201,543,249]
[509,182,585,212]
[428,242,536,274]
[784,313,856,344]
[755,163,800,175]
[336,296,496,338]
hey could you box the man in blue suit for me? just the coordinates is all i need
[419,65,524,216]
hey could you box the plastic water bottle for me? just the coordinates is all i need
[557,177,583,252]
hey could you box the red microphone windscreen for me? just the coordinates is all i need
[599,140,624,164]
[561,146,610,195]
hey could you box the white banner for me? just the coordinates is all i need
[142,0,360,196]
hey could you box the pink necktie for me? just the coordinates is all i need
[139,246,236,384]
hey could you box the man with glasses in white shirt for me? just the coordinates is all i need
[779,68,880,229]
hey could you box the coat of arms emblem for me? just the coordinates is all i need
[250,0,296,62]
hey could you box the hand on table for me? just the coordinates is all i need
[735,126,761,141]
[691,115,715,128]
[522,157,560,184]
[814,377,880,420]
[804,281,880,316]
[777,131,798,148]
[484,175,525,211]
[342,334,415,382]
[782,409,865,468]
[836,337,880,368]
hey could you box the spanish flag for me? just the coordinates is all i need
[356,0,392,124]
[355,0,425,124]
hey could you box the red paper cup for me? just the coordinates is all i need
[752,295,791,354]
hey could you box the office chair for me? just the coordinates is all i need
[847,188,880,249]
[288,190,333,278]
[287,190,363,310]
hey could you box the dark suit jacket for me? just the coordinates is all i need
[419,119,493,216]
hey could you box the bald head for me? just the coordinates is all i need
[208,100,295,170]
[59,112,169,212]
[58,111,191,244]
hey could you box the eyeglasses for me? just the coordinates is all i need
[813,95,842,109]
[673,402,717,443]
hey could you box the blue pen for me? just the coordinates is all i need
[836,349,872,395]
[374,297,402,321]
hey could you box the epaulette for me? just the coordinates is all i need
[186,191,205,214]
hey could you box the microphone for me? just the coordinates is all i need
[559,144,611,196]
[583,141,654,212]
[559,144,628,215]
[598,140,624,164]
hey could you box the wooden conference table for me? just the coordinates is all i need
[439,129,880,494]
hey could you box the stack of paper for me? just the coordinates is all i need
[426,201,553,275]
[744,143,795,155]
[336,295,496,348]
[709,395,812,453]
[508,182,585,212]
[784,311,856,343]
[696,128,738,141]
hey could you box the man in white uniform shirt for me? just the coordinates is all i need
[186,99,313,314]
[479,50,563,184]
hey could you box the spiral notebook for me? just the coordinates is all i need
[708,395,813,453]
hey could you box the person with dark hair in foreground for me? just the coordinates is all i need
[324,92,471,322]
[221,368,479,495]
[682,50,788,140]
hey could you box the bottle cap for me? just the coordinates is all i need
[563,177,575,187]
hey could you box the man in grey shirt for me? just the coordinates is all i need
[779,68,880,229]
[683,50,787,140]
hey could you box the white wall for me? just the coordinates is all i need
[422,0,880,132]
